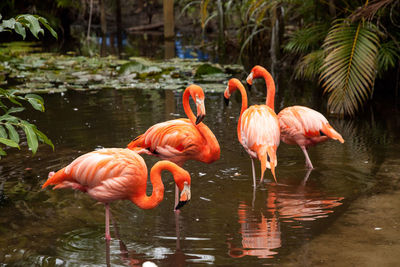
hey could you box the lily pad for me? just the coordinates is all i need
[195,63,224,77]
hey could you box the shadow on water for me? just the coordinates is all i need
[0,81,399,265]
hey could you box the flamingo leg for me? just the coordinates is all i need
[300,146,314,169]
[301,168,313,186]
[174,184,180,213]
[252,185,256,208]
[175,210,181,250]
[251,158,256,188]
[105,203,111,241]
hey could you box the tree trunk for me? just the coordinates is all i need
[87,0,93,39]
[115,0,123,56]
[163,0,175,39]
[100,0,107,56]
[217,0,225,55]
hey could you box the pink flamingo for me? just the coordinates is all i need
[42,148,191,241]
[247,65,344,169]
[224,78,280,186]
[127,84,220,208]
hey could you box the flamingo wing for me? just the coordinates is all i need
[128,119,204,163]
[278,106,344,143]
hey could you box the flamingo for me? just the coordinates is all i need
[223,78,280,186]
[42,148,191,241]
[127,84,220,208]
[246,65,344,169]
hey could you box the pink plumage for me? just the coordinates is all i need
[42,148,191,241]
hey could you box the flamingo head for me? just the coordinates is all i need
[188,84,206,124]
[224,78,244,106]
[223,84,231,106]
[247,65,267,85]
[174,169,192,210]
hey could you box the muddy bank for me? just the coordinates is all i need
[282,158,400,266]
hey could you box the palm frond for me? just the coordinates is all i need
[377,40,400,74]
[320,19,380,117]
[295,49,325,80]
[349,0,395,21]
[285,23,329,54]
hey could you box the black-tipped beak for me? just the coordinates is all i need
[247,83,252,92]
[195,114,205,125]
[224,96,230,106]
[175,200,189,210]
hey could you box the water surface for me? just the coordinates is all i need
[0,85,399,266]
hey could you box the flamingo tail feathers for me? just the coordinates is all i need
[258,146,277,184]
[42,167,68,189]
[321,124,344,143]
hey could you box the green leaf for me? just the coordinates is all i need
[0,114,19,123]
[24,94,44,111]
[37,17,58,39]
[5,124,19,144]
[0,137,20,148]
[17,15,44,39]
[0,125,7,138]
[0,100,7,112]
[0,148,6,156]
[6,107,25,114]
[14,21,26,39]
[21,121,38,155]
[25,93,44,103]
[32,127,54,150]
[2,18,16,29]
[27,98,44,112]
[7,96,22,106]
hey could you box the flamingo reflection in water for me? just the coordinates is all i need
[228,199,281,259]
[106,213,202,267]
[228,170,343,259]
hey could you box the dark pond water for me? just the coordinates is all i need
[0,82,399,266]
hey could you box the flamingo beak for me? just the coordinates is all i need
[224,97,230,106]
[195,114,205,125]
[175,183,191,210]
[246,72,253,91]
[224,86,230,106]
[195,97,206,125]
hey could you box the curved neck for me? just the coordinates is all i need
[183,89,196,125]
[233,82,248,140]
[131,161,180,209]
[260,69,276,111]
[182,87,218,160]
